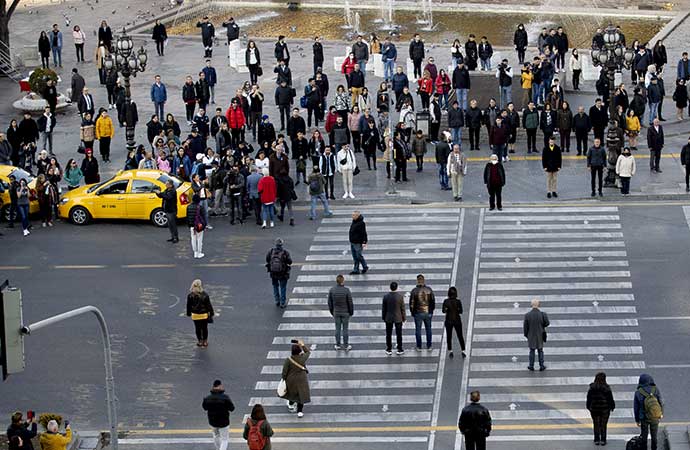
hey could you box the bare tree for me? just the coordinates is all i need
[0,0,21,55]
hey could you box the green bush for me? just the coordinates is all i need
[38,413,63,430]
[28,68,58,96]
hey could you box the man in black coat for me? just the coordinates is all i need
[573,106,592,155]
[409,34,425,78]
[42,78,58,113]
[156,179,178,242]
[459,391,492,450]
[221,17,239,44]
[483,154,505,210]
[435,133,452,190]
[349,211,368,274]
[202,379,235,450]
[382,281,405,355]
[542,136,562,198]
[589,98,608,142]
[266,238,293,308]
[647,118,664,173]
[196,17,215,58]
[312,36,324,75]
[587,138,607,197]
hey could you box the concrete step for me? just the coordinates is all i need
[664,425,690,450]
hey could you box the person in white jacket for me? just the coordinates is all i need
[615,147,636,195]
[337,144,357,199]
[446,144,468,201]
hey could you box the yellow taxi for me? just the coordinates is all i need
[0,165,40,220]
[58,169,193,227]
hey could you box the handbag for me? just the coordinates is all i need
[77,141,86,154]
[353,166,360,176]
[277,378,287,397]
[257,65,263,77]
[542,331,547,342]
[207,316,214,324]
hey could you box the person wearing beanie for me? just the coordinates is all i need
[266,237,292,308]
[202,379,235,450]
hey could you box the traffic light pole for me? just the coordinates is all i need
[21,306,118,450]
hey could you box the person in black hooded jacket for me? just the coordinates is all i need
[459,391,492,450]
[6,412,37,450]
[586,372,616,446]
[514,24,528,64]
[202,379,235,450]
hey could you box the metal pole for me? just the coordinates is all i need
[387,80,396,195]
[22,306,118,450]
[123,71,135,153]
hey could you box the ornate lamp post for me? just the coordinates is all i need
[591,25,634,187]
[103,29,147,152]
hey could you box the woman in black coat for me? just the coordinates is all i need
[7,119,21,166]
[186,278,214,347]
[361,119,380,171]
[152,20,167,56]
[275,172,295,226]
[442,286,465,358]
[38,31,51,68]
[513,24,528,64]
[539,103,557,148]
[586,372,616,446]
[245,40,261,85]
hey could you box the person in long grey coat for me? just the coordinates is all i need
[281,340,311,418]
[523,299,550,371]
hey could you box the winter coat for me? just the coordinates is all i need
[435,73,451,94]
[514,28,528,49]
[572,112,591,132]
[225,106,246,130]
[352,41,369,62]
[281,346,311,404]
[589,105,608,129]
[313,42,324,64]
[523,307,550,349]
[647,125,664,150]
[522,108,539,130]
[587,145,607,168]
[409,40,425,60]
[459,402,492,437]
[391,72,409,93]
[448,107,465,128]
[447,151,467,176]
[39,430,72,450]
[681,144,690,166]
[382,291,405,323]
[337,147,357,171]
[452,66,471,90]
[341,57,356,75]
[81,156,99,184]
[465,107,483,128]
[95,116,114,139]
[202,389,235,428]
[616,154,636,177]
[411,135,426,156]
[328,285,353,316]
[258,174,277,203]
[673,84,688,108]
[410,284,435,315]
[483,162,505,187]
[442,296,463,324]
[223,20,240,41]
[478,42,493,60]
[557,109,572,131]
[647,83,662,103]
[634,374,663,423]
[381,42,397,61]
[182,82,196,104]
[243,419,273,450]
[152,23,167,42]
[266,246,292,279]
[6,422,37,450]
[275,174,295,203]
[156,187,178,214]
[542,144,562,171]
[435,141,451,164]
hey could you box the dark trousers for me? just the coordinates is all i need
[230,129,242,149]
[650,149,661,171]
[248,64,259,84]
[279,105,290,130]
[488,185,502,209]
[385,321,403,352]
[250,197,261,224]
[429,121,440,141]
[230,194,243,222]
[464,434,487,450]
[413,58,423,78]
[445,321,465,351]
[351,131,361,152]
[185,103,195,122]
[307,106,319,127]
[469,127,481,150]
[685,165,690,188]
[591,411,610,443]
[542,130,553,148]
[156,40,165,56]
[415,154,424,170]
[560,129,571,151]
[324,175,334,198]
[250,112,261,140]
[395,160,407,182]
[640,421,659,450]
[526,128,537,152]
[99,137,111,161]
[166,212,178,239]
[420,92,430,110]
[517,48,525,64]
[576,130,588,154]
[620,176,631,194]
[593,127,605,142]
[75,43,84,61]
[590,166,603,193]
[193,319,208,341]
[41,55,49,68]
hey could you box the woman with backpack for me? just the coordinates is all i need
[586,372,616,446]
[280,339,311,418]
[186,278,214,347]
[243,404,274,450]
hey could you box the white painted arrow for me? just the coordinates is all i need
[584,220,589,225]
[598,355,605,362]
[414,248,421,254]
[512,356,518,363]
[382,404,389,412]
[588,256,594,261]
[592,301,600,307]
[509,403,517,411]
[515,257,521,263]
[513,302,520,309]
[342,249,348,255]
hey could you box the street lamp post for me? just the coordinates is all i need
[386,80,396,195]
[104,29,148,153]
[591,25,634,187]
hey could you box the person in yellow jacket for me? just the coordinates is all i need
[39,420,72,450]
[520,64,533,109]
[95,109,114,163]
[624,109,641,150]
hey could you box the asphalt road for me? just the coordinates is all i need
[2,202,690,450]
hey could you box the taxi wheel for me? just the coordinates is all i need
[1,205,9,222]
[151,208,168,227]
[70,206,91,225]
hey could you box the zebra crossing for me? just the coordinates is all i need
[457,206,643,447]
[249,207,464,447]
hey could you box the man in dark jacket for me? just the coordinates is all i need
[274,35,290,65]
[266,238,292,308]
[409,34,425,78]
[349,211,368,274]
[647,118,664,173]
[312,36,324,75]
[522,102,540,153]
[634,373,664,450]
[448,100,465,146]
[275,80,295,131]
[523,298,550,371]
[202,379,235,450]
[542,136,562,198]
[466,99,483,151]
[573,106,592,155]
[459,391,492,450]
[7,412,38,450]
[391,66,409,102]
[589,98,608,142]
[146,114,164,147]
[195,71,211,112]
[196,17,215,58]
[156,179,178,242]
[77,87,95,118]
[483,154,505,210]
[435,134,452,190]
[328,274,354,351]
[680,136,690,191]
[410,274,435,351]
[221,17,239,43]
[587,138,607,197]
[382,281,406,355]
[352,35,370,72]
[452,62,471,111]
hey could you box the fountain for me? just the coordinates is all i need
[373,0,386,23]
[353,12,361,34]
[378,0,397,31]
[342,0,353,29]
[418,0,437,31]
[416,0,429,25]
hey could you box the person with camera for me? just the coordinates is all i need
[7,411,37,450]
[495,59,513,109]
[39,419,71,450]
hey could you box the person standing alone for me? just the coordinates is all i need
[523,299,550,371]
[187,279,214,347]
[542,136,562,198]
[156,179,178,243]
[382,281,406,355]
[634,373,664,450]
[266,238,292,308]
[202,379,235,450]
[459,391,492,450]
[586,372,616,446]
[587,138,606,197]
[647,118,664,173]
[349,211,368,275]
[328,274,354,351]
[410,274,435,351]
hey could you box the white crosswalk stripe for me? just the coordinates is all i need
[250,207,464,444]
[457,206,645,448]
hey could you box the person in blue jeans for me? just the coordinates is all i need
[307,167,333,220]
[381,37,397,82]
[266,238,292,309]
[410,274,436,351]
[634,373,664,450]
[348,211,368,275]
[328,274,354,351]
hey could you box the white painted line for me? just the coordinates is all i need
[481,241,625,248]
[478,270,631,279]
[476,294,635,303]
[473,332,640,342]
[475,306,637,315]
[272,335,443,344]
[256,379,435,390]
[282,310,446,319]
[314,234,457,242]
[647,364,690,368]
[323,216,459,223]
[301,262,454,271]
[474,319,639,328]
[310,242,451,251]
[288,297,382,305]
[119,437,429,444]
[468,375,639,387]
[293,285,417,293]
[296,273,450,282]
[318,225,458,233]
[265,412,432,423]
[478,392,634,403]
[248,394,433,406]
[638,316,690,320]
[488,435,634,442]
[470,360,646,372]
[331,208,460,215]
[454,208,484,450]
[491,409,633,420]
[483,232,625,240]
[481,250,628,258]
[480,261,629,269]
[278,322,444,331]
[472,346,643,356]
[267,349,440,359]
[477,281,633,291]
[491,207,618,213]
[484,223,620,230]
[484,215,620,222]
[306,252,454,261]
[261,363,439,374]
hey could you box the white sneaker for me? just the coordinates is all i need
[344,344,352,351]
[193,252,199,258]
[506,156,511,161]
[342,193,349,199]
[262,221,267,229]
[348,192,355,199]
[23,229,30,236]
[206,225,213,230]
[198,253,204,258]
[270,222,275,228]
[297,412,304,418]
[334,344,342,350]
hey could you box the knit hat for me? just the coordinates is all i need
[196,153,204,161]
[213,379,222,387]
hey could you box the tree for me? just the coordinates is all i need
[0,0,21,56]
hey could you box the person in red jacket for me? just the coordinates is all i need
[324,106,339,146]
[341,52,357,88]
[257,167,277,228]
[435,69,451,111]
[417,70,434,111]
[225,98,246,150]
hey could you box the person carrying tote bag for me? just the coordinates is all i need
[278,340,311,418]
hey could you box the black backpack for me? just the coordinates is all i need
[270,249,285,273]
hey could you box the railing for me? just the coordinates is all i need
[0,39,21,81]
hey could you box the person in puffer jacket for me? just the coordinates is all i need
[586,372,616,446]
